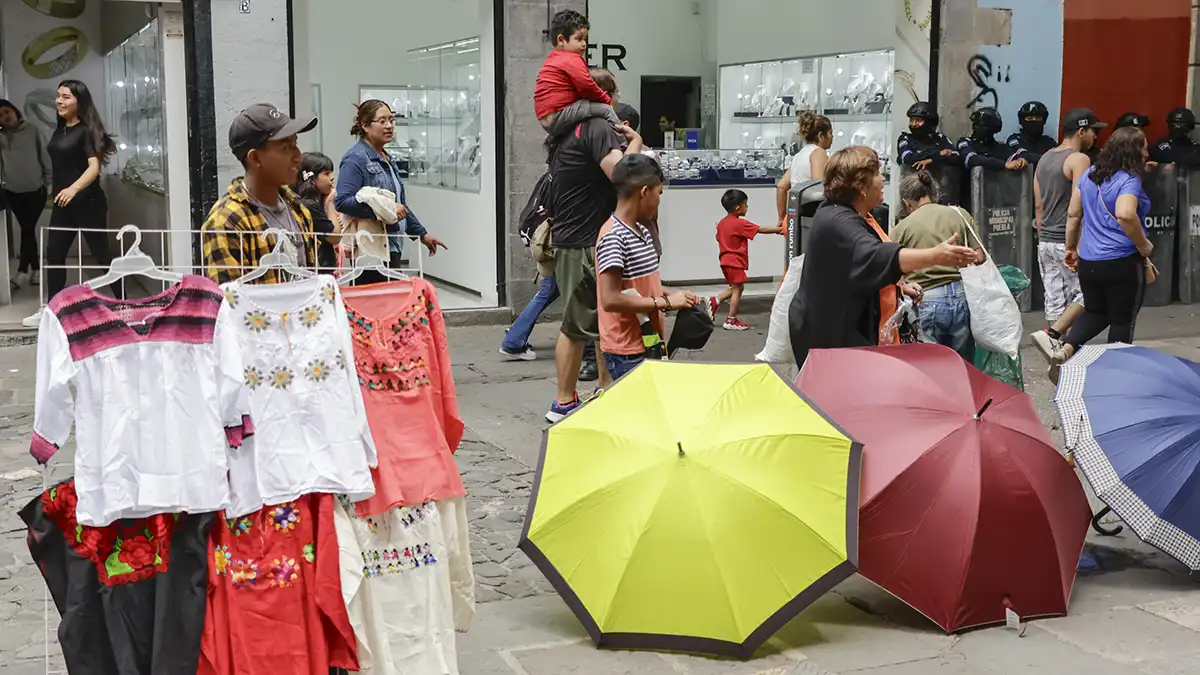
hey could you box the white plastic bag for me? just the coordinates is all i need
[961,259,1023,358]
[756,255,804,364]
[879,296,918,345]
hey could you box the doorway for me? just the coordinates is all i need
[640,76,701,148]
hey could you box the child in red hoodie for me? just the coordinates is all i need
[534,10,623,136]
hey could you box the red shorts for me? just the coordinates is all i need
[721,266,748,285]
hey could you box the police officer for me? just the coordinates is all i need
[957,107,1028,172]
[1149,108,1200,168]
[897,101,958,169]
[1007,101,1057,164]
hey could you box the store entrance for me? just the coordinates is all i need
[640,76,701,148]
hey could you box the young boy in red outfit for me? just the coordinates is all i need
[534,10,623,136]
[714,189,783,330]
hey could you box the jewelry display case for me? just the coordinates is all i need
[659,148,787,187]
[105,19,164,193]
[718,49,894,173]
[406,36,482,193]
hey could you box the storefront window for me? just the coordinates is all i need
[105,20,165,193]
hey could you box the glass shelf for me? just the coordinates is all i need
[105,19,164,193]
[659,148,787,187]
[719,49,895,173]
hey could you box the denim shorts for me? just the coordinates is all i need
[603,352,646,380]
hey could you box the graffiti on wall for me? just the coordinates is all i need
[967,54,1010,109]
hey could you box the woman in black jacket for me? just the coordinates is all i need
[788,146,977,366]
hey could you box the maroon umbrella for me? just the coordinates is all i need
[796,344,1091,632]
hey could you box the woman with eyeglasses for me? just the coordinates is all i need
[335,99,446,282]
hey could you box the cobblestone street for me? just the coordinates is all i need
[1,307,1199,673]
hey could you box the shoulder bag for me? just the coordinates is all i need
[953,207,1023,359]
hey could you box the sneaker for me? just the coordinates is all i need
[498,345,537,361]
[1031,330,1073,366]
[578,359,599,382]
[704,297,719,322]
[723,317,751,331]
[21,307,43,328]
[545,395,581,423]
[1030,330,1062,362]
[11,272,29,289]
[30,270,39,286]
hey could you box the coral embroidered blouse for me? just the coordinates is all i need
[221,276,378,517]
[341,278,465,517]
[30,276,253,527]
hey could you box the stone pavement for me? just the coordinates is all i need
[0,306,1198,673]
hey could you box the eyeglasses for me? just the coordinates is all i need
[371,117,396,127]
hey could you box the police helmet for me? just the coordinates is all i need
[906,102,936,120]
[1019,101,1049,119]
[1115,112,1150,130]
[1167,108,1197,128]
[970,107,1004,133]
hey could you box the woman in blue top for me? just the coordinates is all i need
[336,99,446,282]
[1038,127,1153,368]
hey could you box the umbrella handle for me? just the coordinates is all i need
[1090,506,1123,537]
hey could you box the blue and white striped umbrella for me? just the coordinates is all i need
[1056,344,1200,571]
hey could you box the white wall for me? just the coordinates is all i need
[714,0,898,66]
[294,0,480,163]
[587,0,708,113]
[975,0,1064,138]
[293,0,497,303]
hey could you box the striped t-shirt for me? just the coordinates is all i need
[595,216,664,355]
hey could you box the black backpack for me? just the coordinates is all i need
[518,170,553,248]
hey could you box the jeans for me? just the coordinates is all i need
[501,275,559,351]
[1065,254,1146,348]
[45,193,116,300]
[603,351,646,380]
[918,280,974,362]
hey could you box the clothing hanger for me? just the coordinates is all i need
[338,231,411,288]
[235,227,318,285]
[87,225,184,289]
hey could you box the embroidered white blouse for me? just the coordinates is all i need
[31,277,253,527]
[221,275,378,516]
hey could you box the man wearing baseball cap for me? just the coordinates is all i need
[201,103,323,283]
[1030,107,1104,381]
[1150,107,1200,168]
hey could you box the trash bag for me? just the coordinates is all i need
[962,258,1024,359]
[756,255,804,364]
[974,265,1031,390]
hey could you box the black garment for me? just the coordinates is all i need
[7,187,45,273]
[1148,137,1200,168]
[1006,131,1057,165]
[1065,253,1146,348]
[788,202,903,366]
[45,191,114,299]
[896,130,959,167]
[955,135,1014,171]
[299,196,339,272]
[48,122,103,199]
[20,481,213,675]
[549,118,622,248]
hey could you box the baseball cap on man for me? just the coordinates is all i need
[229,103,317,162]
[1061,108,1107,131]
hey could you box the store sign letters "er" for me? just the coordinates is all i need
[586,44,628,71]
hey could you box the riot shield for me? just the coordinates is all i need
[970,166,1035,311]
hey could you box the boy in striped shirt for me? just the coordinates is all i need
[595,155,700,380]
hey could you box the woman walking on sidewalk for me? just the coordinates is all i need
[23,80,117,327]
[1032,126,1153,381]
[0,100,51,292]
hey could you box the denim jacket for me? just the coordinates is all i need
[335,139,426,252]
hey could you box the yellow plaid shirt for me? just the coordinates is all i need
[201,178,321,284]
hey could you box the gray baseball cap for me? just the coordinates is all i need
[229,103,317,162]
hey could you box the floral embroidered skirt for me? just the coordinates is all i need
[199,493,359,675]
[20,479,214,675]
[333,497,461,675]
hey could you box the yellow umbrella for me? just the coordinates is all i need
[519,361,861,658]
